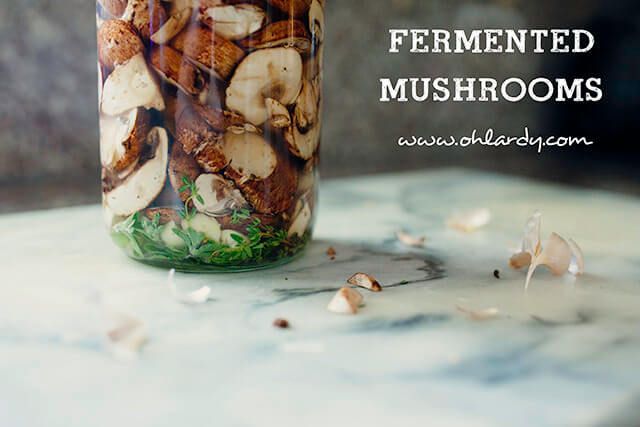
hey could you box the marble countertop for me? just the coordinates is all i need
[1,169,639,427]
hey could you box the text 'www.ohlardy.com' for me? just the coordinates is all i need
[397,128,595,154]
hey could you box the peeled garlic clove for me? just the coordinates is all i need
[347,272,382,292]
[327,287,363,315]
[446,208,491,233]
[509,251,532,270]
[567,238,585,276]
[395,230,426,248]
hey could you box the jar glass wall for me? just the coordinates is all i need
[96,0,323,271]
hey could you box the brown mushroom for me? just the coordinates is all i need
[100,107,151,172]
[122,0,167,40]
[149,45,209,102]
[266,0,311,18]
[97,20,144,69]
[238,20,311,54]
[168,141,202,202]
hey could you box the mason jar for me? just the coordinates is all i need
[96,0,323,271]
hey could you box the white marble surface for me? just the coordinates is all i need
[1,169,639,427]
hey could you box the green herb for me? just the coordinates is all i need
[112,209,309,268]
[178,176,203,221]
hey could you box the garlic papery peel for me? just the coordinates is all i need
[510,212,585,289]
[567,238,585,276]
[168,269,212,304]
[395,230,426,248]
[105,312,147,361]
[456,305,500,321]
[446,208,492,233]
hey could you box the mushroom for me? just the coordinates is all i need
[97,20,144,69]
[265,98,292,129]
[287,197,311,237]
[149,45,208,102]
[100,107,151,172]
[105,127,169,216]
[308,0,324,44]
[98,0,129,18]
[226,47,303,126]
[122,0,167,40]
[171,25,246,82]
[151,7,192,44]
[199,4,266,40]
[222,131,297,214]
[266,0,311,18]
[168,141,201,202]
[191,102,246,133]
[347,272,383,292]
[238,20,310,54]
[193,173,249,216]
[175,106,228,172]
[101,53,166,116]
[283,79,321,160]
[297,159,316,195]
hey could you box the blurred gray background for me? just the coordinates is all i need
[1,0,638,213]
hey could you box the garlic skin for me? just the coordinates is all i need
[447,208,492,233]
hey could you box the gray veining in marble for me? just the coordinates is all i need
[0,169,639,427]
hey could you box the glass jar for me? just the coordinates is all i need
[96,0,324,271]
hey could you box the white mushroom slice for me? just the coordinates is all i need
[221,230,248,248]
[285,119,321,160]
[309,0,324,43]
[101,53,165,116]
[105,127,169,216]
[151,7,192,44]
[183,213,222,242]
[347,272,383,292]
[294,79,319,130]
[265,98,292,129]
[327,287,363,315]
[226,48,303,126]
[222,132,277,180]
[193,173,249,216]
[287,199,311,237]
[103,204,125,229]
[161,221,186,249]
[297,161,316,195]
[100,108,150,172]
[200,4,266,40]
[284,79,321,160]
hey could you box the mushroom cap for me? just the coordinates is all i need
[266,0,311,18]
[105,127,169,216]
[149,45,208,100]
[223,131,297,214]
[200,4,266,40]
[98,0,129,18]
[144,207,183,225]
[171,25,246,81]
[226,47,303,126]
[100,107,151,172]
[101,53,166,116]
[175,106,229,172]
[97,20,144,69]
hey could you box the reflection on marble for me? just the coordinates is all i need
[0,169,639,427]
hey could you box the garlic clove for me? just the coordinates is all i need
[327,287,363,315]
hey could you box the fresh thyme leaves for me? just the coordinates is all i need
[178,176,203,221]
[112,209,308,267]
[231,208,252,224]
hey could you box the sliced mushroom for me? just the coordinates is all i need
[265,98,292,129]
[193,173,249,216]
[297,159,316,195]
[171,25,246,81]
[101,53,166,116]
[144,207,183,224]
[176,107,228,172]
[266,0,311,18]
[308,0,324,44]
[97,20,144,69]
[169,141,201,201]
[105,127,169,216]
[223,131,297,214]
[238,20,311,54]
[98,0,129,18]
[283,78,321,160]
[191,102,246,133]
[199,4,266,40]
[100,108,151,172]
[123,0,167,40]
[287,197,311,238]
[151,7,192,44]
[149,45,208,102]
[226,47,303,126]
